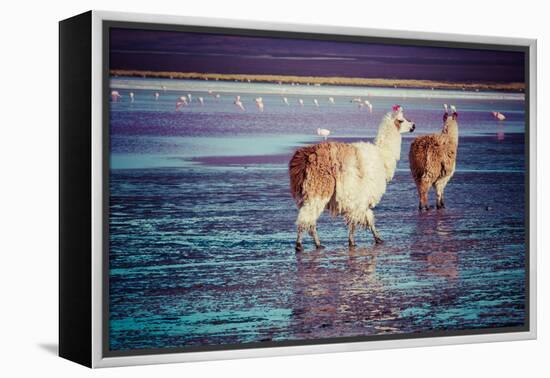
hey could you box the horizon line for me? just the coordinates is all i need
[110,69,525,92]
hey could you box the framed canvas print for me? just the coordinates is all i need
[59,10,537,368]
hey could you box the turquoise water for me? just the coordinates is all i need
[109,78,526,352]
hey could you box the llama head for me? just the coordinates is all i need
[443,104,458,120]
[392,105,416,133]
[442,105,459,135]
[443,105,458,125]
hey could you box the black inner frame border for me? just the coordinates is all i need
[101,19,531,359]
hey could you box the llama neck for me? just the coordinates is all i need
[443,123,459,146]
[375,124,402,182]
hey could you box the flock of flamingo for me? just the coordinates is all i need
[110,89,376,114]
[110,88,508,138]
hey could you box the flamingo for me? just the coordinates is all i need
[492,111,506,121]
[282,97,289,106]
[317,128,331,140]
[161,85,167,92]
[198,97,204,105]
[154,92,160,101]
[176,96,188,110]
[313,99,319,107]
[234,95,245,111]
[351,98,363,104]
[209,90,220,99]
[255,97,264,112]
[129,92,134,102]
[364,100,373,113]
[328,97,335,104]
[298,99,304,106]
[110,90,121,102]
[187,93,192,102]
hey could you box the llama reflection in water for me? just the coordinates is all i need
[291,247,402,339]
[409,213,461,281]
[288,212,473,340]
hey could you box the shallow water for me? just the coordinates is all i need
[108,78,526,352]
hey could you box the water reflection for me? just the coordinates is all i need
[409,212,459,280]
[497,123,505,141]
[291,246,401,338]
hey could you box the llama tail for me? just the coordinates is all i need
[289,145,316,207]
[409,139,428,181]
[409,138,437,182]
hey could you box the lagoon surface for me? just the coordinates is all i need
[108,78,526,352]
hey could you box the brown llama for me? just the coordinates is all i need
[409,105,459,211]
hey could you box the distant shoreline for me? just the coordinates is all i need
[110,69,525,93]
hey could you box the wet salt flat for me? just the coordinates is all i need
[108,78,526,352]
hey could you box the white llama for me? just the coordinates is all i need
[289,105,415,251]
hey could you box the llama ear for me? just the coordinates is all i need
[394,118,401,130]
[392,104,402,114]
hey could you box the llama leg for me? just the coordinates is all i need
[295,197,328,251]
[348,223,356,248]
[309,225,324,250]
[434,183,444,209]
[434,176,451,209]
[417,180,431,212]
[295,225,304,252]
[366,209,383,244]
